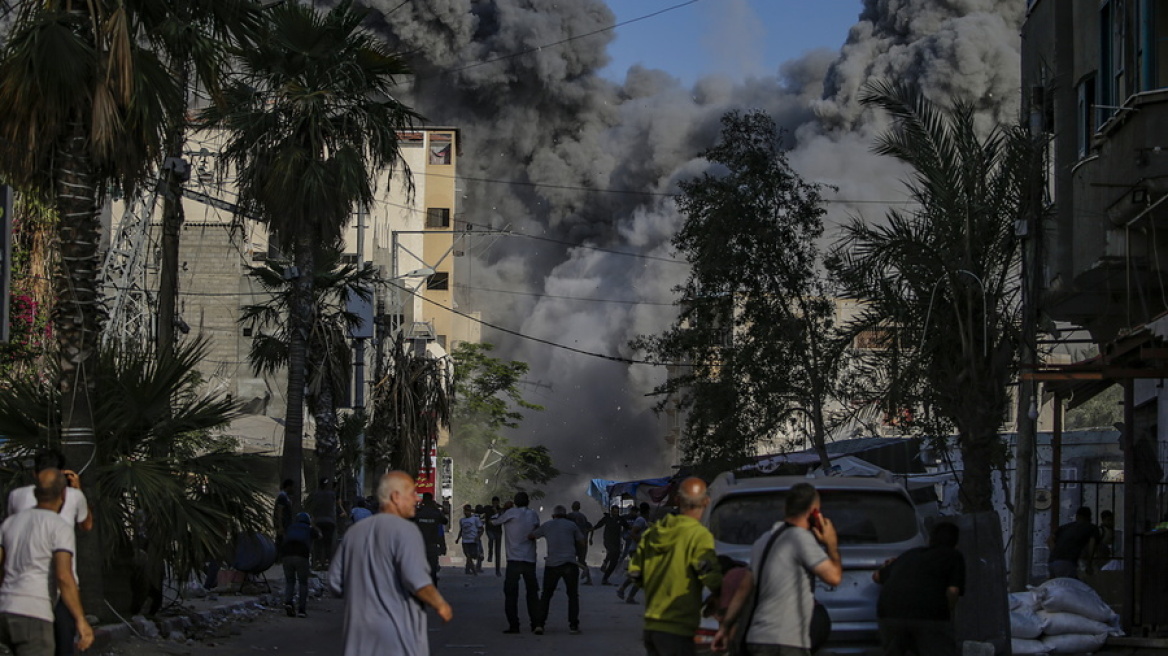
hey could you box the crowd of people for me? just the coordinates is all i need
[306,473,972,656]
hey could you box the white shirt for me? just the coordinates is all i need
[492,507,540,563]
[8,486,89,527]
[0,509,75,622]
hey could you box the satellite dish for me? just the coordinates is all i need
[1035,489,1052,511]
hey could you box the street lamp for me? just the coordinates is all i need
[919,269,988,357]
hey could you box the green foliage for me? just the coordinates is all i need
[447,342,550,502]
[828,82,1044,511]
[632,110,844,475]
[1065,384,1122,430]
[0,338,267,583]
[366,334,451,478]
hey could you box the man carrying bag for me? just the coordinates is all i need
[713,482,840,656]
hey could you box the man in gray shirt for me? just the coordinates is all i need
[715,482,842,656]
[492,491,541,634]
[531,505,586,635]
[328,471,452,656]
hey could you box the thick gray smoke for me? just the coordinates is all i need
[352,0,1023,505]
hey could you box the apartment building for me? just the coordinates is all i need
[1022,0,1168,628]
[102,126,481,452]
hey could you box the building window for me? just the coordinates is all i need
[1077,75,1097,156]
[429,133,452,165]
[426,272,449,290]
[1100,0,1128,123]
[1139,0,1168,90]
[400,131,425,148]
[426,208,450,228]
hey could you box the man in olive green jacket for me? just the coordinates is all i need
[628,478,722,656]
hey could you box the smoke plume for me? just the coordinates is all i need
[351,0,1023,504]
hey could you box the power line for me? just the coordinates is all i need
[505,231,686,264]
[410,168,920,205]
[455,282,676,307]
[398,285,679,367]
[436,1,702,76]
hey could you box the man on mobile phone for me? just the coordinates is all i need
[714,482,842,656]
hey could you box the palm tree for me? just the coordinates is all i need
[239,247,376,490]
[0,0,184,614]
[201,0,419,504]
[0,339,268,614]
[829,81,1043,512]
[367,333,451,478]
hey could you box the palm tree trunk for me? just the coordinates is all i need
[53,119,107,619]
[281,238,316,509]
[959,430,996,513]
[314,383,339,489]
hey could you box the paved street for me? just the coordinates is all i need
[171,563,646,655]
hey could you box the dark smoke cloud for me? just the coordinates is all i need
[348,0,1022,507]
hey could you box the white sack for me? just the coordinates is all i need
[1037,610,1119,636]
[1040,632,1108,654]
[1032,578,1118,624]
[1011,637,1050,655]
[1010,591,1039,611]
[1010,607,1046,639]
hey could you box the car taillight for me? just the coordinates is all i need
[694,627,717,645]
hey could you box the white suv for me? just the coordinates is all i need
[696,473,926,655]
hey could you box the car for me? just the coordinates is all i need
[695,473,926,655]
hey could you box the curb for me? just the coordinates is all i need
[92,594,278,650]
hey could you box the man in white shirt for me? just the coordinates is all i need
[7,452,92,656]
[0,468,94,655]
[456,505,484,575]
[491,491,540,634]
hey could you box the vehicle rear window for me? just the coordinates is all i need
[708,489,919,546]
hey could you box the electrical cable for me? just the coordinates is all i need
[394,283,680,367]
[455,282,675,306]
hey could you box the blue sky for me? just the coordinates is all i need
[601,0,865,85]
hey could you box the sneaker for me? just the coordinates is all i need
[284,603,294,618]
[533,626,544,635]
[569,627,581,635]
[297,611,307,618]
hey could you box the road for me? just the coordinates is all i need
[167,563,647,655]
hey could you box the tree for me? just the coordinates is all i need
[366,334,451,478]
[632,110,843,475]
[202,1,419,505]
[0,339,267,614]
[829,81,1043,512]
[447,342,550,501]
[238,247,375,490]
[0,0,184,613]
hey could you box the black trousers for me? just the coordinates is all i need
[878,618,957,656]
[601,544,621,580]
[537,563,580,629]
[503,560,540,630]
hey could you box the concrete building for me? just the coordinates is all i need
[1022,0,1168,630]
[101,126,481,453]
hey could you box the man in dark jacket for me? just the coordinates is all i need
[874,521,965,656]
[412,493,447,584]
[591,505,628,585]
[281,512,321,617]
[1048,506,1099,579]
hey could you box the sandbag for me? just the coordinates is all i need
[1010,590,1039,611]
[1032,578,1118,624]
[1040,632,1108,655]
[1010,607,1045,639]
[1037,610,1120,637]
[1011,637,1050,655]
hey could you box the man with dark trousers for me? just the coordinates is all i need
[492,491,541,634]
[412,493,447,585]
[873,522,966,656]
[592,505,628,585]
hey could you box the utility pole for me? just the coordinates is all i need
[353,205,369,496]
[1009,105,1047,591]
